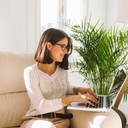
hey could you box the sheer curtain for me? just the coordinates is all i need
[40,0,118,33]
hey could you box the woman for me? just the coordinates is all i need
[20,28,98,128]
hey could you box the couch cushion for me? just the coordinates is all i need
[0,52,35,93]
[0,92,29,127]
[0,52,35,127]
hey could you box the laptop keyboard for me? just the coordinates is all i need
[86,95,112,108]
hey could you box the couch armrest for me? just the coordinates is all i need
[112,107,127,128]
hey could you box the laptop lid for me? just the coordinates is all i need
[113,69,128,108]
[67,69,128,112]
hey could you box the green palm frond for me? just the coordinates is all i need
[66,18,128,98]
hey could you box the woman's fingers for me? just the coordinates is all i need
[87,94,98,103]
[79,93,98,106]
[86,88,98,98]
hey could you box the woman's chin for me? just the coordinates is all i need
[57,59,63,62]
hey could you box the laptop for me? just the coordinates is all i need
[67,68,128,112]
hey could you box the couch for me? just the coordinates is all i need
[0,51,127,128]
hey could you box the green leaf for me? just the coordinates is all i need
[66,18,128,98]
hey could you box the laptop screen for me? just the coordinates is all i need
[109,69,127,100]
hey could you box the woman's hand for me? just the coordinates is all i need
[73,87,98,106]
[62,91,98,107]
[74,87,97,98]
[62,87,98,107]
[77,92,98,106]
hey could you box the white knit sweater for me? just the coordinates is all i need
[24,63,74,117]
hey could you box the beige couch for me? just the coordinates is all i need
[0,51,127,128]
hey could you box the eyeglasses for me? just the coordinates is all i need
[55,44,68,51]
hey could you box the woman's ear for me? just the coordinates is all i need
[46,42,52,50]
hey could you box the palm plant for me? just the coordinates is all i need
[66,19,128,99]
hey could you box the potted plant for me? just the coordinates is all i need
[66,19,128,100]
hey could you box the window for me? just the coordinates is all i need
[41,0,59,32]
[67,0,83,25]
[41,0,84,32]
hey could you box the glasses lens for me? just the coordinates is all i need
[56,44,68,51]
[62,45,66,50]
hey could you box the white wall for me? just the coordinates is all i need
[88,0,107,27]
[87,0,117,29]
[0,0,11,50]
[0,0,40,52]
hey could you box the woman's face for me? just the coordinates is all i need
[48,37,68,62]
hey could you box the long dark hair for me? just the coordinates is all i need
[35,28,73,70]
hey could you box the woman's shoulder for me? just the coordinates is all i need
[57,66,68,75]
[24,63,38,73]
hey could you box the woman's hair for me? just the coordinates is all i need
[35,28,73,70]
